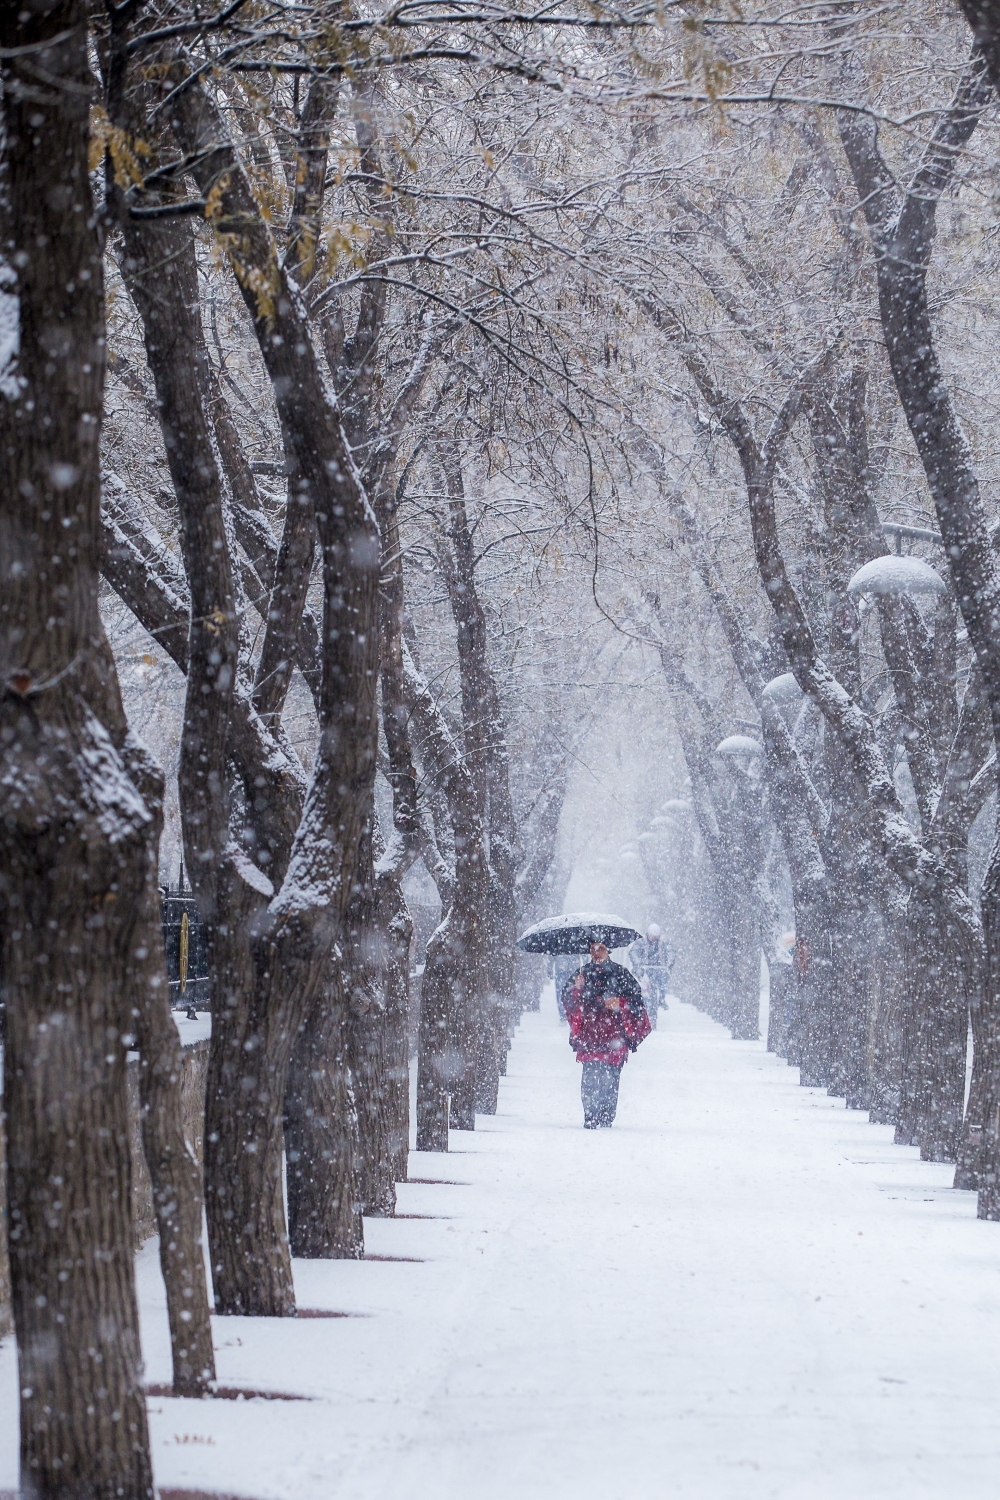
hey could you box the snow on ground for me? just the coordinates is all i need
[171,1009,213,1046]
[3,992,1000,1499]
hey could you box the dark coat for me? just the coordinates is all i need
[563,960,651,1066]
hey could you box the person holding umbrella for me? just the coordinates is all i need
[563,936,651,1128]
[516,914,652,1129]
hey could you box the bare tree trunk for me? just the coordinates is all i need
[823,784,875,1106]
[0,1072,9,1341]
[1,10,154,1491]
[96,467,321,1312]
[514,743,569,928]
[211,77,368,1248]
[896,892,970,1162]
[114,198,295,1311]
[158,67,382,1295]
[869,905,907,1126]
[765,958,793,1059]
[76,89,218,1360]
[808,370,882,1108]
[363,465,420,1183]
[375,862,415,1183]
[347,1004,397,1214]
[761,700,831,1074]
[415,933,453,1151]
[125,744,215,1394]
[403,643,489,1145]
[344,823,398,1217]
[285,971,364,1259]
[838,59,1000,1209]
[204,863,297,1314]
[738,371,986,1165]
[435,450,519,1109]
[726,773,767,1041]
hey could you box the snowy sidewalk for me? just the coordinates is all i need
[4,995,1000,1499]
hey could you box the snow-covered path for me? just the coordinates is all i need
[4,993,1000,1499]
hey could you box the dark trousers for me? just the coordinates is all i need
[581,1061,622,1128]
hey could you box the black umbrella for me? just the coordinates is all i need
[516,911,641,955]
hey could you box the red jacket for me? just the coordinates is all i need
[567,993,652,1066]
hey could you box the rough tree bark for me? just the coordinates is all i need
[133,66,382,1306]
[124,742,216,1395]
[113,149,316,1311]
[100,430,369,1266]
[402,643,490,1146]
[837,51,1000,1204]
[285,964,364,1259]
[760,696,831,1075]
[807,371,881,1109]
[342,820,398,1218]
[738,380,986,1160]
[281,85,438,1216]
[435,448,519,1110]
[0,7,155,1492]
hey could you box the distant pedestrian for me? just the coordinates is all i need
[628,923,676,1028]
[551,953,584,1024]
[563,938,651,1128]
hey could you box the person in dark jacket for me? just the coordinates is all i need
[562,938,652,1128]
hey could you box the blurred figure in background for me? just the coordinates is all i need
[551,952,586,1024]
[628,923,676,1029]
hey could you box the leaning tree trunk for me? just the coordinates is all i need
[0,9,155,1492]
[98,469,319,1312]
[160,67,382,1294]
[838,72,1000,1214]
[740,365,987,1189]
[117,204,296,1313]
